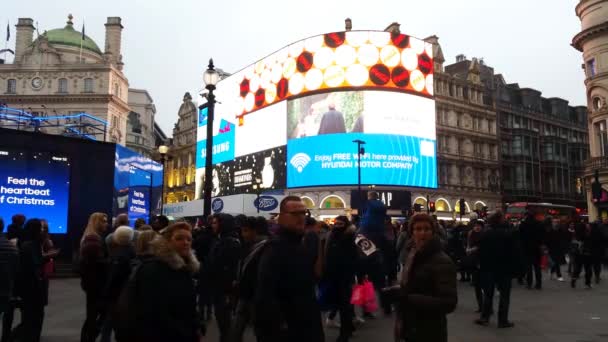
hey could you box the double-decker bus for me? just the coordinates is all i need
[505,202,577,224]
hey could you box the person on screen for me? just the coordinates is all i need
[351,114,364,133]
[317,98,346,135]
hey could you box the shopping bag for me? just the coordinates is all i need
[43,258,55,278]
[350,283,365,306]
[362,280,378,312]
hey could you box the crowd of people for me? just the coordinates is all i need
[0,192,607,342]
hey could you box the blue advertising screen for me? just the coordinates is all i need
[287,133,436,188]
[286,90,437,188]
[0,149,70,234]
[114,145,163,225]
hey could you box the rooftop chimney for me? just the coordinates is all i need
[345,18,352,31]
[14,18,35,64]
[104,17,124,70]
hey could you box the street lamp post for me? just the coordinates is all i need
[202,59,220,218]
[158,145,169,216]
[353,139,366,217]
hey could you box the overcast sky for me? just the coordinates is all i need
[4,0,586,136]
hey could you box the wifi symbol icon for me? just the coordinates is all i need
[290,153,311,173]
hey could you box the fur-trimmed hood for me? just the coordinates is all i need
[150,236,200,274]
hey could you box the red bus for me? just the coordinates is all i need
[505,202,577,224]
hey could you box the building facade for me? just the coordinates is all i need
[164,92,197,203]
[126,88,157,157]
[0,15,130,144]
[573,0,608,220]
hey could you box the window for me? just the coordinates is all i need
[58,78,68,93]
[7,79,16,94]
[593,97,602,111]
[595,121,608,156]
[320,195,345,209]
[84,78,94,93]
[512,136,522,155]
[587,58,596,77]
[513,116,520,129]
[113,83,119,96]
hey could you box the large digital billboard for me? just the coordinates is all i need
[0,148,71,234]
[114,145,164,225]
[196,30,436,195]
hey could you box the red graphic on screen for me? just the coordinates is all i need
[391,66,410,87]
[418,53,433,75]
[219,122,231,133]
[297,51,314,73]
[239,79,250,97]
[324,32,346,48]
[277,78,289,99]
[254,88,265,107]
[369,64,391,85]
[391,33,409,49]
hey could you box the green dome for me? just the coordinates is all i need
[38,23,102,55]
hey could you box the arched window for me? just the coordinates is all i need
[301,196,315,209]
[413,197,427,206]
[474,201,486,211]
[320,195,345,209]
[454,200,471,214]
[435,198,451,212]
[58,78,68,93]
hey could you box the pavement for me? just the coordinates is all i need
[9,271,608,342]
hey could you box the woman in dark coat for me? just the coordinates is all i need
[545,218,570,281]
[16,218,47,342]
[393,213,457,342]
[133,222,202,342]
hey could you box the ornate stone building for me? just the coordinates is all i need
[127,88,159,157]
[573,0,608,220]
[0,15,129,144]
[164,92,197,203]
[411,38,502,219]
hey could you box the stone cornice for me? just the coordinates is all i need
[0,93,131,112]
[572,20,608,51]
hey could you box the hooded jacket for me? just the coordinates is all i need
[133,236,200,342]
[204,214,241,295]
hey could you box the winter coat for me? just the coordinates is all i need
[133,236,200,342]
[254,228,325,342]
[17,240,47,306]
[589,223,607,258]
[545,227,570,265]
[323,227,358,284]
[103,243,136,303]
[0,235,18,300]
[519,217,545,258]
[360,199,387,238]
[79,233,108,295]
[204,232,241,296]
[237,237,269,301]
[479,223,525,278]
[395,238,457,342]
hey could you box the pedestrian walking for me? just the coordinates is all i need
[15,219,47,342]
[519,209,545,289]
[132,222,202,342]
[321,216,358,342]
[231,216,269,342]
[79,212,109,342]
[589,221,607,284]
[204,214,241,342]
[0,217,18,342]
[254,196,325,342]
[390,213,457,342]
[475,211,523,328]
[545,218,569,281]
[571,223,594,289]
[465,220,484,312]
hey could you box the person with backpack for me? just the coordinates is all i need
[231,216,269,342]
[101,226,136,342]
[204,214,241,342]
[132,222,201,342]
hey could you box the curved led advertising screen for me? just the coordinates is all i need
[196,30,437,196]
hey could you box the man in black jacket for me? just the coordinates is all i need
[204,214,241,342]
[518,210,545,289]
[254,196,324,342]
[475,211,523,329]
